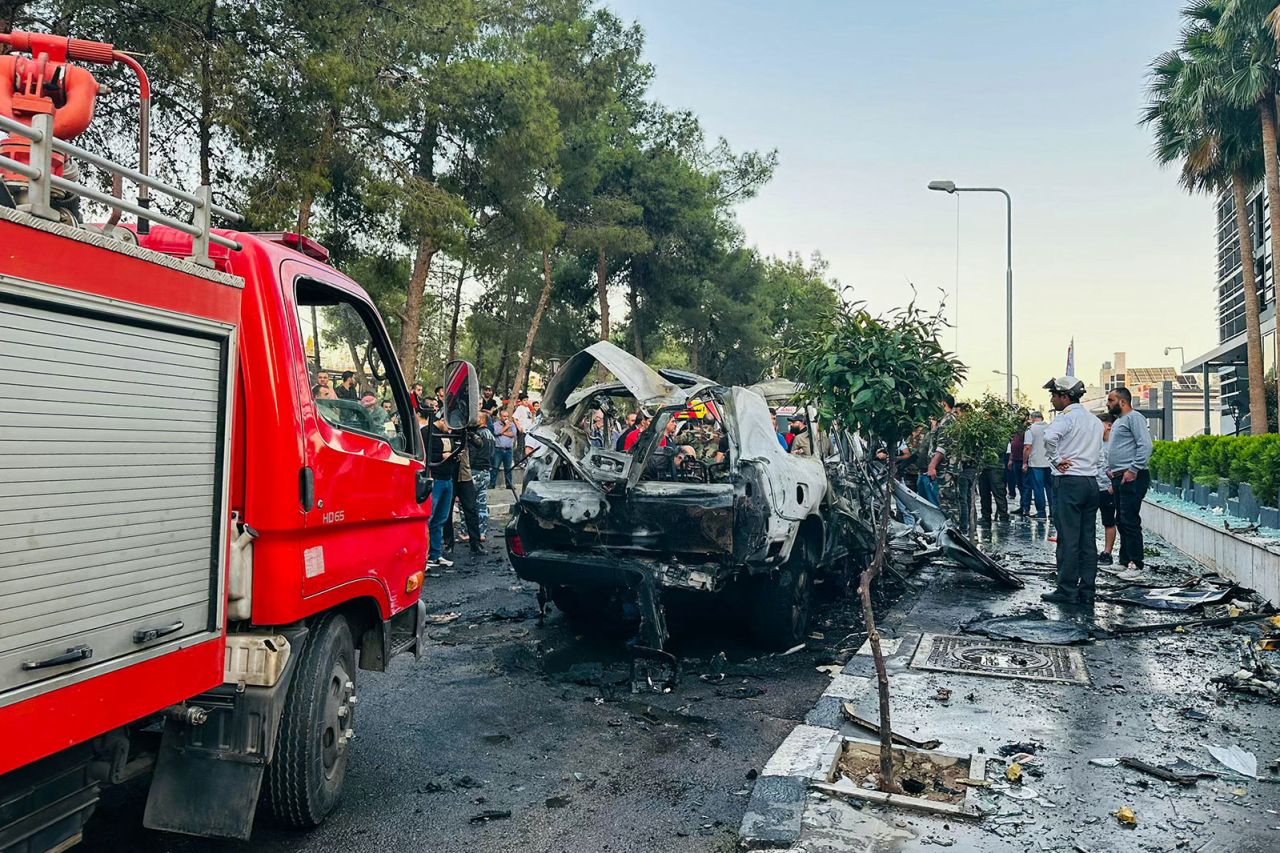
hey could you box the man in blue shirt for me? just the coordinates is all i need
[1106,387,1154,570]
[490,409,516,489]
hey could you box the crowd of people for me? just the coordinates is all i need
[416,384,548,568]
[310,361,1155,598]
[902,378,1153,608]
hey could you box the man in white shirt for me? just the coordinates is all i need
[1040,376,1104,606]
[1020,412,1052,518]
[512,392,534,459]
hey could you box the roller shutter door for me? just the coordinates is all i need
[0,296,227,699]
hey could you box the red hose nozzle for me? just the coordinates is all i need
[0,31,115,65]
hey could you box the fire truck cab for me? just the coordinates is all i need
[0,30,451,851]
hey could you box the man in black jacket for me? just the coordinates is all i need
[421,404,459,567]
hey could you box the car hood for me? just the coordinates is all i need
[541,341,690,420]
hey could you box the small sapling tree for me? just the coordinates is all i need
[785,296,963,790]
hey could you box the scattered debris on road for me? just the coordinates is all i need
[1206,744,1258,778]
[961,608,1093,645]
[1111,805,1137,827]
[841,702,941,750]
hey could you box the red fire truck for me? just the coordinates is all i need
[0,31,468,850]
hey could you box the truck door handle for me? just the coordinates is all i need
[133,621,185,644]
[300,466,315,511]
[22,645,93,670]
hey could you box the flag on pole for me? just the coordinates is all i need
[1065,338,1075,376]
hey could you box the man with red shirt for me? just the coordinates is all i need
[623,414,651,452]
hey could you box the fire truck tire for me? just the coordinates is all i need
[266,612,357,829]
[748,560,811,650]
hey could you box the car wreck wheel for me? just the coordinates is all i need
[749,562,811,650]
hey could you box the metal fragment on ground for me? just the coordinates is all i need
[961,608,1093,645]
[1102,585,1234,611]
[1206,744,1258,778]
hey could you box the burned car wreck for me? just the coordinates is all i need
[505,342,1021,658]
[507,342,864,651]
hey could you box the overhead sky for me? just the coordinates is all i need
[607,0,1216,400]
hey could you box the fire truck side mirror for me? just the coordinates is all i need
[415,469,433,504]
[442,360,480,431]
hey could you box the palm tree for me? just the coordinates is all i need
[1215,0,1279,431]
[1147,2,1270,433]
[1144,11,1270,433]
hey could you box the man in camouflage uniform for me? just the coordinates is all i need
[936,402,976,533]
[921,395,955,506]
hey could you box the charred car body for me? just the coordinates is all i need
[505,342,871,650]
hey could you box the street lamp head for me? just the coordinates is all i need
[928,180,956,193]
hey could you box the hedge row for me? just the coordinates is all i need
[1149,434,1280,504]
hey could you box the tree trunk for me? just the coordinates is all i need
[509,248,555,408]
[629,268,644,359]
[398,236,436,382]
[858,449,898,792]
[596,247,610,381]
[689,333,700,374]
[448,252,468,362]
[345,339,368,394]
[297,190,314,235]
[495,347,509,396]
[1232,162,1269,434]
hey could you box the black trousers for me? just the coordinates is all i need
[978,467,1009,520]
[1054,475,1100,595]
[1112,470,1150,568]
[454,478,482,548]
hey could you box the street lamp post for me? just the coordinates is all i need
[993,368,1020,395]
[929,180,1013,403]
[1163,346,1185,369]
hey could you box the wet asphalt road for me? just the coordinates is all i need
[82,539,870,853]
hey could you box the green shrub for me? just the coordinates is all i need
[1151,439,1190,483]
[1153,433,1280,506]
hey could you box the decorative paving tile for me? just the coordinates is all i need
[908,633,1089,685]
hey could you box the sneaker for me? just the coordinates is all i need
[1009,508,1026,516]
[1028,513,1045,519]
[428,557,455,568]
[1097,552,1113,565]
[1040,589,1078,605]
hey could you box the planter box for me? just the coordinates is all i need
[1194,484,1211,506]
[1261,506,1280,531]
[1238,484,1260,522]
[1143,499,1280,605]
[811,737,987,819]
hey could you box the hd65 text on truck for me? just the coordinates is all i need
[0,30,476,851]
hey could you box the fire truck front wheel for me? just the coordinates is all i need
[266,612,357,828]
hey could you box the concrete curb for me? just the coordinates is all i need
[737,634,923,849]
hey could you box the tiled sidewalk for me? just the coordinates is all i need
[741,520,1280,852]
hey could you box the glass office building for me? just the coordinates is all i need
[1184,185,1279,434]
